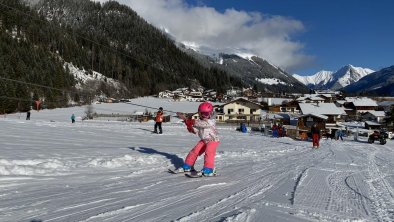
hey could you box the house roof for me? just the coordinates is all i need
[222,98,263,108]
[300,94,326,100]
[345,97,378,107]
[299,113,329,120]
[365,111,386,117]
[299,103,346,116]
[365,121,381,126]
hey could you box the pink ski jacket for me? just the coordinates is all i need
[193,118,219,143]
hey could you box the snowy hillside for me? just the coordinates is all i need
[65,62,123,90]
[293,65,374,90]
[1,98,394,221]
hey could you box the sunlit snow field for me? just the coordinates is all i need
[1,98,394,222]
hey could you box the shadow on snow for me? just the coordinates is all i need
[129,146,184,168]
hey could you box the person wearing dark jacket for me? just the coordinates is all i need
[311,123,320,148]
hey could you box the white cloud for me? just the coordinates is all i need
[93,0,314,72]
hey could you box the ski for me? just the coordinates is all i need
[185,171,218,178]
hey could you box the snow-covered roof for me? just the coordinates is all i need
[345,97,378,107]
[365,121,381,126]
[300,113,328,120]
[365,111,386,117]
[299,103,346,116]
[336,100,346,105]
[297,94,325,101]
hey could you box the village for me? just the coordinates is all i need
[92,87,394,142]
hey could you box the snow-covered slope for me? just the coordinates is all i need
[1,98,394,221]
[293,65,374,90]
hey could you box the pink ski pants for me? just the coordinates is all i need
[184,140,220,169]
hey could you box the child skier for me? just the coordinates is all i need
[153,107,164,134]
[176,102,220,176]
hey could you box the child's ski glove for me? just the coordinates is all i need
[185,119,196,134]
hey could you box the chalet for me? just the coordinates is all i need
[344,97,378,115]
[362,111,386,123]
[242,88,255,97]
[378,101,394,112]
[158,90,173,98]
[298,113,327,130]
[185,91,203,102]
[364,121,381,130]
[278,100,300,114]
[222,98,264,123]
[299,103,346,127]
[296,94,325,104]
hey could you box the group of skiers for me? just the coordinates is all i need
[271,123,286,137]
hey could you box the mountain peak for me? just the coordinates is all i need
[293,65,374,90]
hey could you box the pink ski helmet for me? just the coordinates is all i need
[198,102,213,119]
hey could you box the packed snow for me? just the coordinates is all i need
[1,98,394,222]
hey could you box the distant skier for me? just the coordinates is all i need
[311,123,320,148]
[26,111,31,120]
[335,129,344,141]
[272,124,279,137]
[71,114,76,123]
[176,102,219,176]
[153,107,164,134]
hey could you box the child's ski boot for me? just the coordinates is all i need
[201,167,216,177]
[169,164,195,174]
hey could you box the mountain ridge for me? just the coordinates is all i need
[293,64,374,90]
[343,66,394,96]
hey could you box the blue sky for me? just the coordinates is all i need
[185,0,394,75]
[99,0,393,75]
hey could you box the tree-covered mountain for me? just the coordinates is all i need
[0,0,243,113]
[178,44,309,94]
[0,0,76,113]
[31,0,243,93]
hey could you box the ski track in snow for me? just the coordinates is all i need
[1,105,394,222]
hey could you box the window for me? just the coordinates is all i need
[238,108,244,114]
[250,109,256,114]
[228,109,234,114]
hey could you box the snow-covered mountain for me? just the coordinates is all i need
[343,65,394,96]
[293,65,374,90]
[178,44,309,93]
[293,70,334,87]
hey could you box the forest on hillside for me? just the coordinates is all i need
[0,0,243,113]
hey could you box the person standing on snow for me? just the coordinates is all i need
[153,107,164,134]
[176,102,220,176]
[272,123,279,137]
[336,129,344,141]
[71,114,76,123]
[311,123,320,148]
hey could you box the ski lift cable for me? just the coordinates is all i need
[125,102,178,114]
[0,77,180,114]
